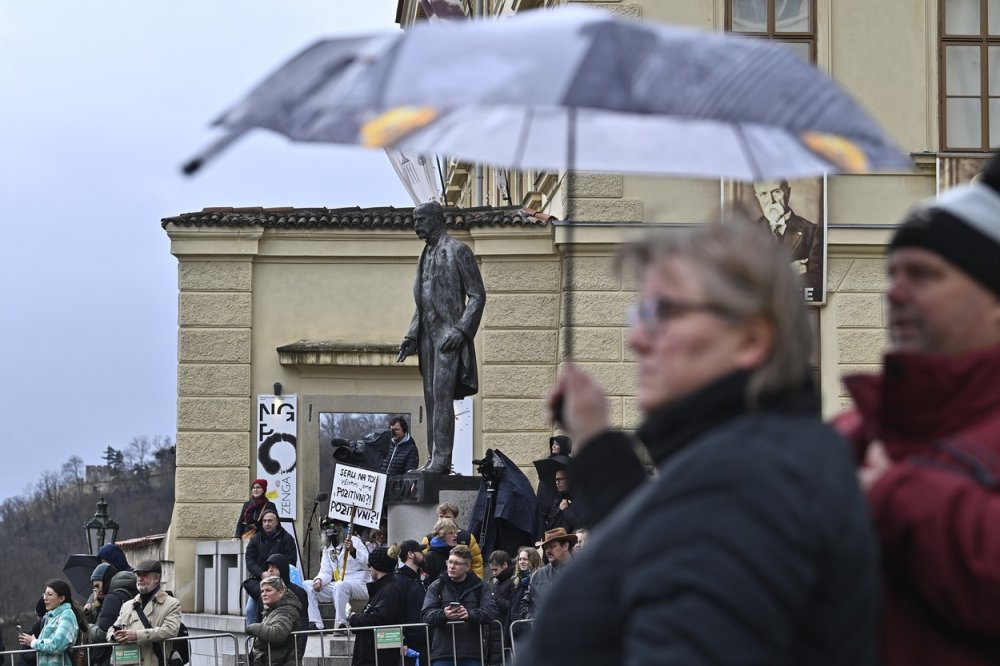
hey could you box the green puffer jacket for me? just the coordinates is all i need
[248,591,301,666]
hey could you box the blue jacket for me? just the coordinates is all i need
[32,604,78,666]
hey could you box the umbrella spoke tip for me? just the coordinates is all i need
[182,159,203,176]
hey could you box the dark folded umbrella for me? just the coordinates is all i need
[63,554,102,597]
[470,449,541,555]
[533,455,572,488]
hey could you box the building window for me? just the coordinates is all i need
[940,0,1000,151]
[726,0,816,62]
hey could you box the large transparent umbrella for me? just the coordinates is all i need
[182,5,912,356]
[185,6,910,179]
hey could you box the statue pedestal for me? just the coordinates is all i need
[385,473,481,543]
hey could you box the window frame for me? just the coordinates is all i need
[939,0,1000,152]
[725,0,818,63]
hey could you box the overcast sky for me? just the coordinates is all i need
[0,1,410,503]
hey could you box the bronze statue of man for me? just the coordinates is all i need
[397,202,486,474]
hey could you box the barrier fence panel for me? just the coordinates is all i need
[164,633,243,666]
[238,621,498,666]
[64,633,243,666]
[490,619,507,666]
[509,618,534,661]
[4,619,519,666]
[0,647,37,663]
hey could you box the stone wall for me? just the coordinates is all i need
[480,258,561,476]
[169,257,256,606]
[828,254,890,410]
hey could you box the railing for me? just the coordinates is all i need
[1,633,242,666]
[508,618,534,661]
[2,618,519,666]
[244,621,504,666]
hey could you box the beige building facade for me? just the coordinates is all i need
[162,0,991,608]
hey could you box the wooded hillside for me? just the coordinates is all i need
[0,436,175,654]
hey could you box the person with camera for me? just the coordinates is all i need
[305,519,370,631]
[110,560,181,666]
[379,417,419,477]
[421,545,498,666]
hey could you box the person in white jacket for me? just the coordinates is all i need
[305,522,371,630]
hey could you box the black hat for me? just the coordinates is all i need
[549,435,573,456]
[891,153,1000,296]
[133,559,162,575]
[368,547,396,574]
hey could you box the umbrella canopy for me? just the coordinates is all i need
[187,5,911,181]
[63,553,102,597]
[469,449,542,551]
[533,454,572,489]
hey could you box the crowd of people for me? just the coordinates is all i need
[8,156,1000,666]
[235,495,573,666]
[9,546,181,666]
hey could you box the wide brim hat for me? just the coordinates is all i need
[539,527,578,548]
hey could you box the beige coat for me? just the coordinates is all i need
[113,589,182,666]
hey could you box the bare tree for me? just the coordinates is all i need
[61,455,85,495]
[125,435,152,468]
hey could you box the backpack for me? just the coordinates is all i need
[162,624,189,666]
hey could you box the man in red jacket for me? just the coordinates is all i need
[835,154,1000,666]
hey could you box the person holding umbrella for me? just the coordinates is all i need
[521,222,878,665]
[533,457,579,533]
[534,436,571,529]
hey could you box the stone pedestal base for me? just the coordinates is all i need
[385,473,481,544]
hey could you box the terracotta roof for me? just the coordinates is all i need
[161,205,555,229]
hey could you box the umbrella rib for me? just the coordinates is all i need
[514,107,534,168]
[735,123,763,181]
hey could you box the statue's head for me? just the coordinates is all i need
[413,201,445,243]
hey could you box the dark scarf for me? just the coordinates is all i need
[139,584,161,607]
[242,495,268,524]
[638,370,818,466]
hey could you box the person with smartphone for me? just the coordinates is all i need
[88,572,138,666]
[420,546,498,666]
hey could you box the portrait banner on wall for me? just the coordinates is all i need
[257,394,298,519]
[724,175,828,305]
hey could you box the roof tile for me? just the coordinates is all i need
[161,205,553,229]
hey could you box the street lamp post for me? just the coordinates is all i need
[84,495,120,555]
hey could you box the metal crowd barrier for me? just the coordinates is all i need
[0,617,516,666]
[508,618,534,660]
[64,633,243,666]
[242,620,507,666]
[3,632,242,666]
[0,647,36,664]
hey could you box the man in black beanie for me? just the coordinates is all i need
[347,546,404,666]
[835,153,1000,666]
